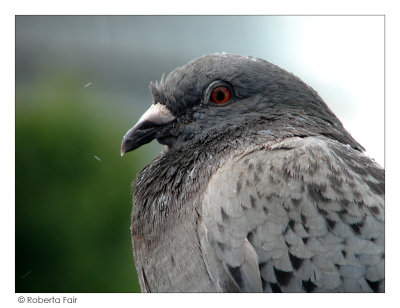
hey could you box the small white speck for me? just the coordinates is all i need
[251,57,257,62]
[84,82,92,88]
[188,166,196,181]
[258,129,273,136]
[94,155,101,162]
[21,270,32,279]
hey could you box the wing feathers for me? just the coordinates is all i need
[200,136,384,292]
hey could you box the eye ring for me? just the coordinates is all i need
[210,86,231,105]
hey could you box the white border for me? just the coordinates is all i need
[3,1,400,307]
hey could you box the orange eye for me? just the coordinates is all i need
[211,86,231,104]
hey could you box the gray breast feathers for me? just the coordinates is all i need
[199,136,384,292]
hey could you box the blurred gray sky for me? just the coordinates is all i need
[16,16,384,165]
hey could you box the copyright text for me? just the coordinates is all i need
[18,296,77,304]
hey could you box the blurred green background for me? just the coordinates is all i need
[15,75,147,292]
[15,16,383,293]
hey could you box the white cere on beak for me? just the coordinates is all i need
[136,102,175,127]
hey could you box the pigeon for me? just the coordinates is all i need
[121,54,384,292]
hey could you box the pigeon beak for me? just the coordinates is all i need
[121,103,175,156]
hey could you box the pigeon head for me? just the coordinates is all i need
[121,54,362,155]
